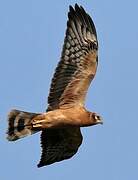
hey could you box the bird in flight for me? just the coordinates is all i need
[7,4,102,168]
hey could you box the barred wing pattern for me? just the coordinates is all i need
[38,4,98,167]
[48,5,98,109]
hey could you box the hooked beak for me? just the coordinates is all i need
[96,117,103,125]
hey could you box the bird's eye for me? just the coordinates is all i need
[94,115,98,120]
[92,114,100,120]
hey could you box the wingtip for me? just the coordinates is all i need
[68,5,74,19]
[75,3,79,9]
[69,5,74,12]
[69,3,82,14]
[37,163,42,168]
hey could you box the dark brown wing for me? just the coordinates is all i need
[38,4,98,167]
[48,4,98,109]
[38,128,82,167]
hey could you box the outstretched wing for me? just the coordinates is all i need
[38,128,82,167]
[38,4,98,167]
[48,4,98,109]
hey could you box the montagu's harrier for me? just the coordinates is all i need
[7,4,102,167]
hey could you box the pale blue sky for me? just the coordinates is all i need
[0,0,138,179]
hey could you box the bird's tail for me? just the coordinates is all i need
[7,109,41,141]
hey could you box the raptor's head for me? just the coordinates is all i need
[90,112,103,126]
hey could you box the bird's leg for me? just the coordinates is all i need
[32,114,48,128]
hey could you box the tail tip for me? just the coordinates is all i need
[6,134,19,141]
[7,109,39,141]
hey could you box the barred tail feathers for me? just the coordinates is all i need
[7,109,40,141]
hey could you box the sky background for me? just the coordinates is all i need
[0,0,138,179]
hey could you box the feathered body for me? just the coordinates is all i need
[7,4,102,167]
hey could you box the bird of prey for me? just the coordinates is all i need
[7,4,102,168]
